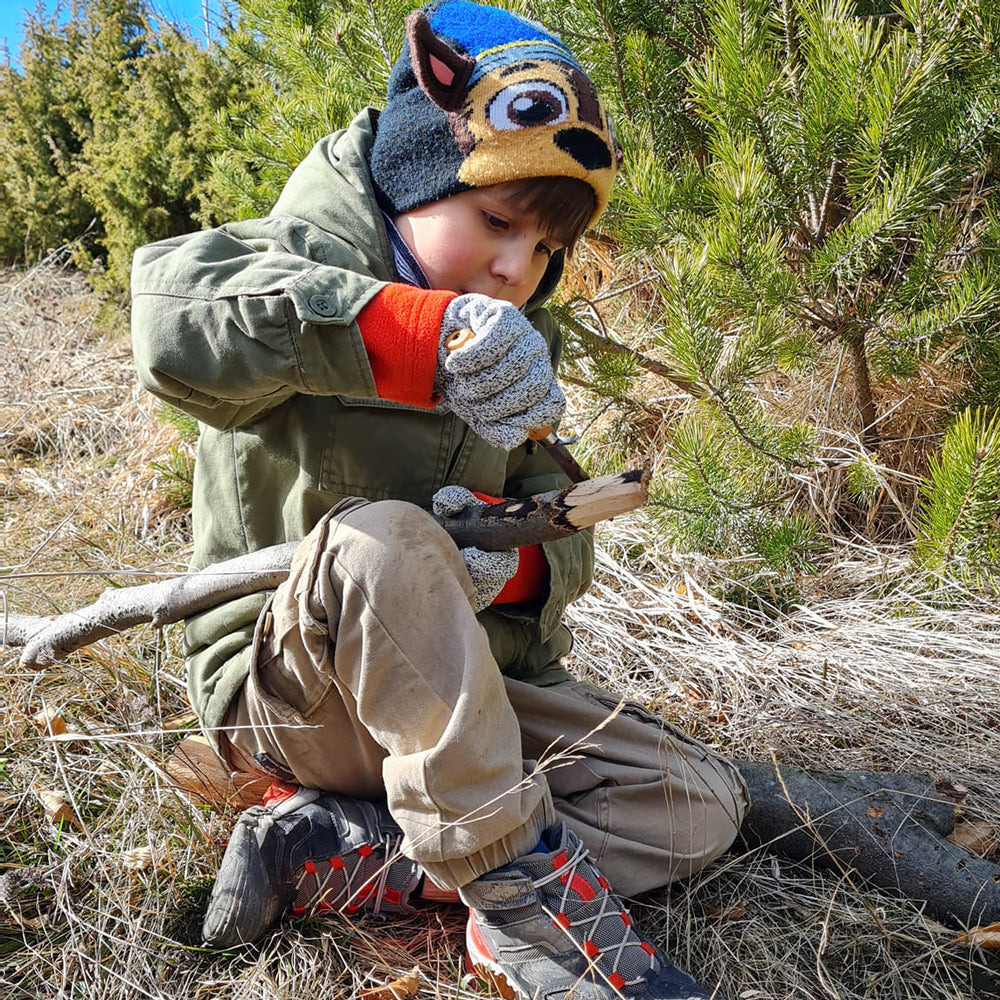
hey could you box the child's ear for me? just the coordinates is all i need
[406,10,475,112]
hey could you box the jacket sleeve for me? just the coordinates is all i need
[130,216,452,431]
[500,308,594,640]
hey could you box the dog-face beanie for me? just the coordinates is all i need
[369,0,618,226]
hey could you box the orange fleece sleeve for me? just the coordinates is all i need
[355,284,457,407]
[472,492,550,606]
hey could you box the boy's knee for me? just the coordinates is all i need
[341,498,456,554]
[695,768,748,865]
[608,756,748,892]
[663,757,748,879]
[330,498,472,589]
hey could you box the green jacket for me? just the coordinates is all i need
[130,109,594,738]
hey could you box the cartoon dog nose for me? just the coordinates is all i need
[554,128,612,170]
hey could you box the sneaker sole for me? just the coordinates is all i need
[467,956,618,1000]
[466,912,523,1000]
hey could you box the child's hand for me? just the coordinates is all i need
[436,294,565,450]
[432,486,519,612]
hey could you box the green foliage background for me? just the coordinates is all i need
[1,0,998,596]
[0,0,244,291]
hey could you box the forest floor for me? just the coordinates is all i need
[3,260,1000,999]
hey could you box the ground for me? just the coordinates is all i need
[2,261,1000,999]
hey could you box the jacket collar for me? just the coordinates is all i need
[270,109,395,283]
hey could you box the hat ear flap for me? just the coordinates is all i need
[406,10,475,112]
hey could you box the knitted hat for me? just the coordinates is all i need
[370,0,618,227]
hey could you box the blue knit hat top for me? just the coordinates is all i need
[369,0,617,226]
[429,1,579,79]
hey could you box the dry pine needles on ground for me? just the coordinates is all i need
[2,261,1000,999]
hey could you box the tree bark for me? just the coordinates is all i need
[736,761,1000,928]
[844,325,879,447]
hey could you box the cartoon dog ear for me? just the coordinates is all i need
[406,10,475,112]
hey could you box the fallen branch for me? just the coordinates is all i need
[736,762,1000,928]
[157,740,1000,932]
[4,550,297,669]
[2,469,650,668]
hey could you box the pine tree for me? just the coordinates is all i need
[74,3,244,293]
[209,0,414,217]
[0,0,241,294]
[528,0,1000,595]
[0,4,93,259]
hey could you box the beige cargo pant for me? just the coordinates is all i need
[222,498,748,894]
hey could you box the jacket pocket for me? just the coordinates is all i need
[320,396,507,502]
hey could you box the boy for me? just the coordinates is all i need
[130,3,748,997]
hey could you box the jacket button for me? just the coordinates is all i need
[309,295,335,316]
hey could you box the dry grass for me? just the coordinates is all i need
[2,261,1000,999]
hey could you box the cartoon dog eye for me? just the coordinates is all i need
[486,80,569,131]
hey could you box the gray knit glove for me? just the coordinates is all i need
[436,294,566,450]
[432,486,519,612]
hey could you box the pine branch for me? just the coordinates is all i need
[561,302,708,398]
[593,5,632,122]
[942,456,982,567]
[706,385,801,466]
[815,157,841,242]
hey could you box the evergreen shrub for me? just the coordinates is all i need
[0,0,243,296]
[528,0,1000,596]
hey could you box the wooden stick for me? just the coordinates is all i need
[438,468,649,550]
[2,468,649,668]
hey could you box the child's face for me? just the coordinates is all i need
[395,185,562,309]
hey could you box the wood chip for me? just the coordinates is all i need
[123,846,155,871]
[161,711,197,730]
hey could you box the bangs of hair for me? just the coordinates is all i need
[499,176,597,252]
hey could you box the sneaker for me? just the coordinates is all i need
[202,786,422,948]
[460,824,720,999]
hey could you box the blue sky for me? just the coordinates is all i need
[1,0,218,63]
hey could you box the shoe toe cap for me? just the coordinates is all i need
[201,815,288,948]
